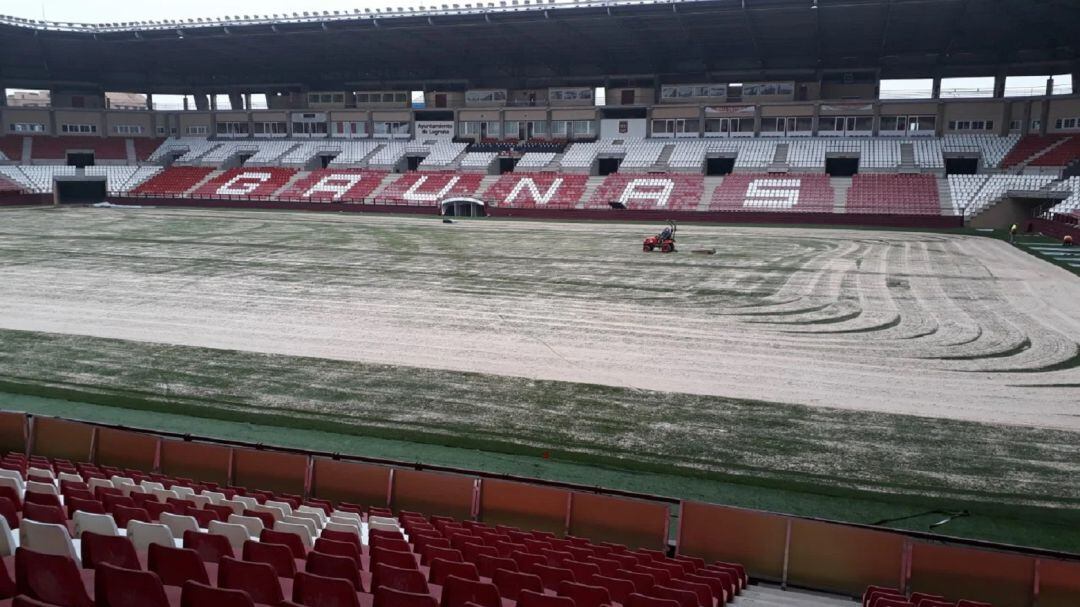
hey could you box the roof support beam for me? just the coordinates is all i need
[740,0,765,70]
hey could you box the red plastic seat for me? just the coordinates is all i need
[22,502,66,526]
[627,592,681,607]
[0,496,20,529]
[440,575,501,607]
[184,507,221,528]
[81,531,141,571]
[292,571,360,607]
[148,544,210,587]
[492,569,543,601]
[66,498,106,519]
[564,560,602,585]
[649,585,698,607]
[593,574,636,604]
[370,534,411,553]
[145,502,177,522]
[421,545,464,567]
[372,545,419,571]
[313,537,362,567]
[180,580,254,607]
[430,558,480,585]
[532,564,576,591]
[112,505,150,528]
[306,551,363,592]
[320,529,362,550]
[0,486,22,510]
[477,554,518,579]
[519,589,576,607]
[558,581,611,607]
[372,562,428,595]
[261,528,306,559]
[23,492,63,509]
[374,587,438,607]
[101,494,135,512]
[218,556,284,605]
[15,548,93,607]
[511,551,547,572]
[183,530,234,564]
[94,562,170,607]
[14,596,63,607]
[244,539,297,578]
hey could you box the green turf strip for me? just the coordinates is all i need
[0,328,1078,553]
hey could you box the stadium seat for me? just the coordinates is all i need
[292,571,361,607]
[431,558,481,585]
[375,587,439,607]
[243,539,298,579]
[441,575,501,607]
[94,562,171,607]
[15,548,93,607]
[148,544,210,587]
[492,569,544,601]
[183,530,234,563]
[218,556,286,605]
[557,580,611,607]
[81,531,140,571]
[180,580,255,607]
[305,551,363,592]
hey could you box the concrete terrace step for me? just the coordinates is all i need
[736,584,855,607]
[368,172,403,201]
[936,177,957,215]
[700,176,725,211]
[830,177,851,213]
[475,175,501,199]
[21,137,32,163]
[272,170,311,198]
[576,176,605,209]
[182,169,224,197]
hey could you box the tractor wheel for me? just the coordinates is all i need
[643,244,654,252]
[661,243,674,253]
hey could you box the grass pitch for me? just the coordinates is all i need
[0,206,1078,551]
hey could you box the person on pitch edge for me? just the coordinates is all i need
[1009,223,1018,244]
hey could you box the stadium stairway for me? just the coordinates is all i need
[184,169,225,196]
[273,171,312,198]
[699,177,726,211]
[575,177,607,209]
[369,172,404,201]
[770,144,790,171]
[937,178,957,215]
[899,143,916,172]
[477,175,501,201]
[20,138,32,164]
[124,139,137,164]
[830,177,851,213]
[737,584,854,607]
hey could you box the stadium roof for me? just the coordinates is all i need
[0,0,1077,93]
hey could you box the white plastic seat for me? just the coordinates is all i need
[27,467,55,480]
[264,500,293,516]
[273,520,313,550]
[232,495,258,509]
[217,500,246,516]
[127,520,175,552]
[20,519,80,566]
[73,511,120,537]
[296,506,328,525]
[201,491,227,504]
[0,474,24,494]
[227,514,264,538]
[0,516,16,557]
[151,489,180,503]
[289,510,324,530]
[330,511,362,524]
[160,512,201,538]
[369,520,402,534]
[88,478,114,493]
[111,476,136,487]
[323,521,361,538]
[58,472,84,485]
[368,516,399,527]
[282,515,317,537]
[25,480,59,496]
[208,520,250,554]
[250,503,285,522]
[140,481,166,492]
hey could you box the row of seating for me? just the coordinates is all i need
[1000,134,1076,167]
[862,585,992,607]
[0,136,158,162]
[0,451,748,607]
[846,174,941,216]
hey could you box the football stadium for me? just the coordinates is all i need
[0,0,1079,605]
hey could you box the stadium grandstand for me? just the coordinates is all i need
[1,1,1080,607]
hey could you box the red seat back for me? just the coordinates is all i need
[314,537,363,565]
[81,532,140,571]
[183,530,234,564]
[15,548,94,607]
[440,575,501,607]
[492,569,543,601]
[372,545,419,570]
[261,528,307,559]
[218,556,284,605]
[22,502,66,526]
[430,558,480,585]
[627,593,681,607]
[94,562,170,607]
[293,571,361,607]
[477,554,518,579]
[243,539,297,578]
[517,589,576,607]
[23,492,62,509]
[147,544,210,587]
[112,505,150,527]
[649,585,698,607]
[372,562,429,595]
[180,581,254,607]
[66,497,106,519]
[0,496,19,527]
[306,551,362,592]
[320,529,362,550]
[558,581,611,607]
[593,574,637,604]
[421,545,464,566]
[374,587,438,607]
[532,564,576,591]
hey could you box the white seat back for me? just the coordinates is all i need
[159,513,200,539]
[20,519,80,566]
[127,520,175,551]
[273,520,313,549]
[73,511,120,537]
[208,520,249,554]
[227,514,264,538]
[25,480,59,496]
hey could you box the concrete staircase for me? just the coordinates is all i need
[271,170,310,198]
[182,169,224,196]
[735,584,854,607]
[575,176,605,209]
[699,176,725,211]
[830,177,851,213]
[936,177,957,216]
[654,144,675,170]
[125,139,138,164]
[475,175,501,200]
[368,172,403,201]
[21,138,33,163]
[899,143,917,173]
[769,143,790,171]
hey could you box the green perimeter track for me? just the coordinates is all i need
[0,328,1078,553]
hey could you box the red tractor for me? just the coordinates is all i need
[643,221,677,253]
